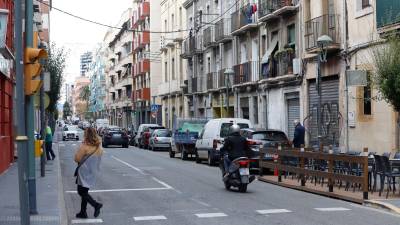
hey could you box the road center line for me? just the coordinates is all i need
[71,218,103,224]
[133,215,167,221]
[257,209,292,214]
[195,213,227,218]
[314,207,351,212]
[65,187,171,193]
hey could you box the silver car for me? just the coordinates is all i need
[149,129,172,151]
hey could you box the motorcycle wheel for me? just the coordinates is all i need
[238,184,247,193]
[224,182,231,190]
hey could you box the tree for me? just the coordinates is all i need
[45,43,67,126]
[79,85,91,118]
[372,35,400,149]
[63,101,72,119]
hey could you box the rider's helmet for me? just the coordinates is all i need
[229,124,240,135]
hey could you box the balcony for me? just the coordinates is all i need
[134,59,150,76]
[139,1,150,21]
[132,15,139,29]
[140,31,150,46]
[218,69,226,88]
[261,49,295,79]
[233,61,260,85]
[377,0,400,33]
[215,18,233,43]
[258,0,299,22]
[133,88,151,102]
[190,77,198,93]
[206,72,219,90]
[181,36,203,58]
[203,26,217,48]
[231,4,258,35]
[304,14,340,52]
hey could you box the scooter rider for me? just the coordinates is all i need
[220,124,252,178]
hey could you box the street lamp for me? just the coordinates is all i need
[316,35,333,148]
[224,68,234,118]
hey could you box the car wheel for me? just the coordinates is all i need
[62,137,65,141]
[76,137,79,141]
[224,182,231,190]
[169,148,175,158]
[102,142,108,148]
[208,152,215,166]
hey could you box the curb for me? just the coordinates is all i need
[55,137,68,225]
[364,200,400,215]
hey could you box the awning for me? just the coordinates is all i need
[261,39,278,64]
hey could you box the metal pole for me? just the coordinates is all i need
[25,0,38,214]
[317,53,322,149]
[39,47,46,177]
[15,0,31,223]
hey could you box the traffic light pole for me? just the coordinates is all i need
[25,0,38,215]
[15,0,31,223]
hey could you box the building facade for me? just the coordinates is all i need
[88,45,107,119]
[105,8,134,128]
[132,0,162,127]
[0,0,14,174]
[158,0,188,129]
[72,76,90,119]
[80,52,93,76]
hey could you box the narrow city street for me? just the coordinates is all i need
[58,133,400,225]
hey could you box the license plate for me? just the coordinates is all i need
[265,153,272,158]
[239,168,249,175]
[113,134,121,137]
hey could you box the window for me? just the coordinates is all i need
[171,14,175,30]
[287,24,295,47]
[172,58,175,80]
[220,123,250,138]
[253,96,258,124]
[179,7,182,29]
[164,62,168,82]
[363,83,372,115]
[164,20,167,32]
[362,0,370,9]
[261,35,266,56]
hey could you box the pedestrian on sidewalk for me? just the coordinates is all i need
[74,127,103,219]
[45,122,56,160]
[292,120,305,148]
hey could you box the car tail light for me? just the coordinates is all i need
[247,139,261,145]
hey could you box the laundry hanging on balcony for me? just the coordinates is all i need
[242,3,257,23]
[261,39,278,78]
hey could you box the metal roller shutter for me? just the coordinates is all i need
[287,95,300,140]
[308,76,340,147]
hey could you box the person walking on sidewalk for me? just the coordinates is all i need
[45,123,56,160]
[74,127,103,219]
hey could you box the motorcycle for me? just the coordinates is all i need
[220,156,256,192]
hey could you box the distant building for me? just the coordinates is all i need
[72,76,90,119]
[88,45,107,119]
[80,52,93,76]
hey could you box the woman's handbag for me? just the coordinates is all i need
[74,147,98,177]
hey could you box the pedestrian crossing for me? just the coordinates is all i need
[69,207,352,223]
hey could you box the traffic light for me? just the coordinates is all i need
[24,47,48,95]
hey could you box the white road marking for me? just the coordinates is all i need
[133,215,167,221]
[152,177,174,189]
[195,213,227,218]
[191,198,211,207]
[71,218,103,224]
[111,155,146,175]
[314,207,351,212]
[257,209,292,214]
[65,187,171,193]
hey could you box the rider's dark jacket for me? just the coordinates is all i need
[220,133,252,161]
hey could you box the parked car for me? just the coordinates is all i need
[170,118,208,160]
[132,124,162,148]
[240,128,291,171]
[102,127,129,148]
[95,119,109,130]
[149,129,172,151]
[82,121,90,129]
[62,125,79,141]
[195,118,253,166]
[140,126,165,149]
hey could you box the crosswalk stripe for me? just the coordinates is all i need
[133,215,167,221]
[314,207,351,212]
[257,209,292,214]
[195,213,228,218]
[71,218,103,224]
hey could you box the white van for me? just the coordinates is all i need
[195,118,253,166]
[95,119,109,129]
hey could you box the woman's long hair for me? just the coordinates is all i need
[84,127,101,147]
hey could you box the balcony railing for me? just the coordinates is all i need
[206,72,219,90]
[182,35,203,57]
[233,61,260,85]
[261,49,295,79]
[140,31,150,46]
[134,59,150,76]
[203,26,216,48]
[191,77,197,93]
[218,69,226,88]
[215,18,232,42]
[139,1,150,21]
[304,14,340,51]
[231,4,258,34]
[377,0,400,31]
[133,87,151,102]
[258,0,299,20]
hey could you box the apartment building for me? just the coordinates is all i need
[132,0,162,127]
[72,76,90,119]
[88,45,107,119]
[80,52,93,76]
[159,0,187,128]
[106,8,134,128]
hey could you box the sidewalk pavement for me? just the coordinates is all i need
[365,199,400,215]
[0,142,66,225]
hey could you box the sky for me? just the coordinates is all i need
[50,0,132,100]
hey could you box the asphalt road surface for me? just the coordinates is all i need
[57,135,400,225]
